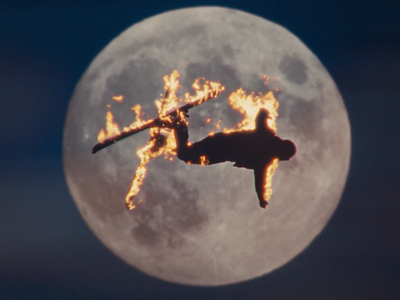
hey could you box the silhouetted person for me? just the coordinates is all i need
[161,108,296,208]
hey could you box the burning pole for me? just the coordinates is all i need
[92,87,224,154]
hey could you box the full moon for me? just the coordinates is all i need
[63,7,350,286]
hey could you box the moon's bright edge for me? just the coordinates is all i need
[63,7,351,286]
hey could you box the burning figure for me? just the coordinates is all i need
[159,108,296,208]
[92,70,296,210]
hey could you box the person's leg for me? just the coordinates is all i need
[254,166,268,209]
[170,112,232,165]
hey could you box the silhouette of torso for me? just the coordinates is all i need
[171,108,296,208]
[177,128,279,169]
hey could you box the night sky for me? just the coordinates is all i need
[1,1,399,299]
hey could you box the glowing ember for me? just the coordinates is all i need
[112,95,124,102]
[262,74,270,84]
[200,155,209,166]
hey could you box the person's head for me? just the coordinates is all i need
[278,139,296,160]
[255,108,269,130]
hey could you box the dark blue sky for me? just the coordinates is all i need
[1,1,399,299]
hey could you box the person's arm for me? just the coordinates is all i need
[173,119,189,150]
[173,120,229,165]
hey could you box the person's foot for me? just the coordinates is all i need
[259,200,268,209]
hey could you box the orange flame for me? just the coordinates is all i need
[224,88,279,133]
[264,158,279,201]
[123,105,153,132]
[156,70,181,119]
[200,155,209,166]
[112,95,124,102]
[262,74,270,84]
[97,111,121,143]
[215,120,221,130]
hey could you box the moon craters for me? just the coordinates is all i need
[279,55,308,85]
[64,7,351,286]
[131,169,208,250]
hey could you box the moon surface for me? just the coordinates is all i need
[63,7,351,286]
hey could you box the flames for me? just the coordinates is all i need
[97,70,280,209]
[99,70,225,209]
[97,111,121,143]
[264,158,279,202]
[200,155,210,166]
[125,131,161,210]
[112,95,124,102]
[226,88,278,133]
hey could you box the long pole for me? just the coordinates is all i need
[91,89,223,154]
